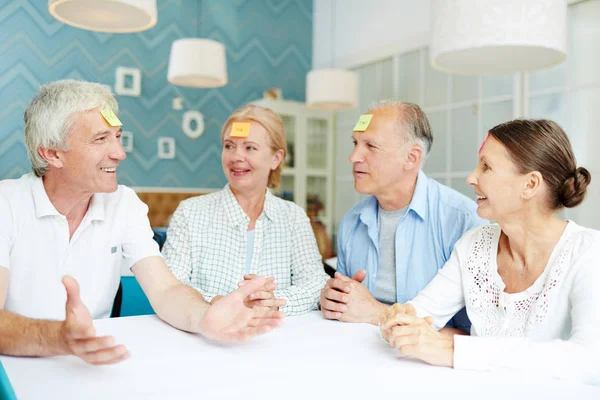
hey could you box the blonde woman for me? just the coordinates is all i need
[163,105,329,316]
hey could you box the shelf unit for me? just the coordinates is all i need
[251,99,336,235]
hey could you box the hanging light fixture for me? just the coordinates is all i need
[306,0,358,110]
[306,68,358,110]
[166,2,227,88]
[48,0,157,33]
[430,0,567,75]
[167,38,227,88]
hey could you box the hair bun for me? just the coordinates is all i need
[559,167,591,208]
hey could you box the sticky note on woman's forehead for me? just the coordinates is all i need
[479,133,489,153]
[100,108,122,127]
[230,122,251,137]
[353,114,373,132]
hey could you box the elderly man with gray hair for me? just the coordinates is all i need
[320,101,485,334]
[0,79,284,365]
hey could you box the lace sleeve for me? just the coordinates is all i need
[454,233,600,385]
[409,228,480,330]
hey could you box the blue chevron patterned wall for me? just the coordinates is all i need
[0,0,312,187]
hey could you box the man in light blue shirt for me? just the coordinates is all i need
[320,101,485,332]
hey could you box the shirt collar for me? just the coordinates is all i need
[87,193,105,222]
[32,176,60,218]
[223,185,281,229]
[223,185,249,228]
[355,170,429,226]
[408,170,429,221]
[262,190,280,222]
[355,196,378,228]
[31,175,105,221]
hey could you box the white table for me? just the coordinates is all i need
[2,312,599,400]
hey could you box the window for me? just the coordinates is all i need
[334,1,600,232]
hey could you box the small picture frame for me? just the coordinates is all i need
[172,97,184,110]
[115,66,142,97]
[158,137,176,159]
[182,110,205,139]
[121,131,133,153]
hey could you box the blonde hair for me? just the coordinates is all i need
[220,104,287,188]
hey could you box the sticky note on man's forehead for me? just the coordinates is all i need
[100,108,122,127]
[353,114,373,132]
[230,122,251,137]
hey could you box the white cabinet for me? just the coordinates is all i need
[251,99,335,236]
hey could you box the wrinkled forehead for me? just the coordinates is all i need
[478,134,513,164]
[352,110,402,145]
[69,108,121,139]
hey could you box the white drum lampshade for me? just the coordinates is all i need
[48,0,157,33]
[430,0,567,75]
[167,38,228,88]
[306,68,359,110]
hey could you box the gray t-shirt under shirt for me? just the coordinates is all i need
[375,205,407,305]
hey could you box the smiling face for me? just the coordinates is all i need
[466,134,531,221]
[221,120,283,194]
[50,108,126,194]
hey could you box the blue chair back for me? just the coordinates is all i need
[0,361,17,400]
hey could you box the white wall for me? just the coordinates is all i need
[313,0,431,69]
[322,0,600,235]
[313,0,581,69]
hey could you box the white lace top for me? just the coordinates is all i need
[410,222,600,385]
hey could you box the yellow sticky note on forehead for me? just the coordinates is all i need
[100,108,122,127]
[353,114,373,132]
[230,122,251,137]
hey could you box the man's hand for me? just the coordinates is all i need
[238,274,286,310]
[199,276,285,342]
[319,270,386,325]
[380,303,454,367]
[60,276,129,365]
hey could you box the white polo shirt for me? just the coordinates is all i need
[0,173,161,320]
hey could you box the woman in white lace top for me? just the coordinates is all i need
[380,119,599,385]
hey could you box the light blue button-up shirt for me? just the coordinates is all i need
[336,171,486,331]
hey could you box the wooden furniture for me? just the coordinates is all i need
[135,190,208,228]
[134,188,332,260]
[251,99,335,258]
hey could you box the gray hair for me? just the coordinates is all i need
[24,79,118,177]
[370,100,433,160]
